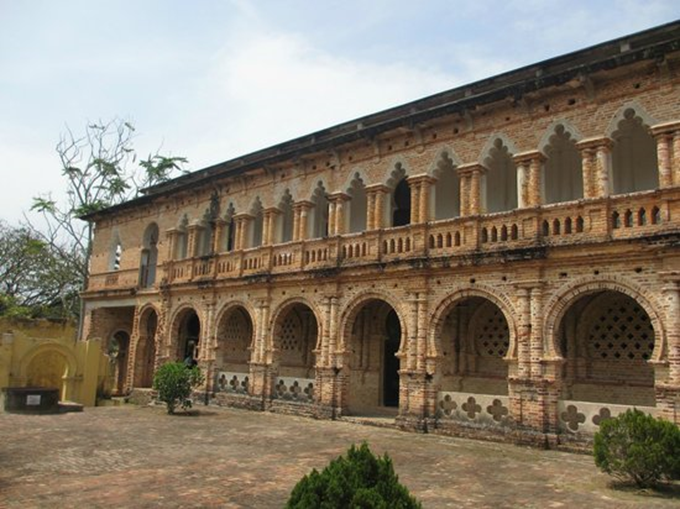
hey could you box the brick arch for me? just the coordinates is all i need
[428,285,519,362]
[338,290,408,355]
[168,303,203,359]
[214,300,256,367]
[338,168,369,195]
[381,156,414,189]
[268,297,323,352]
[538,119,584,155]
[478,133,519,164]
[427,145,462,176]
[215,300,257,332]
[606,100,658,136]
[543,276,666,362]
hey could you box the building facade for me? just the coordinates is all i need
[82,22,680,446]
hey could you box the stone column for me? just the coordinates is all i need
[458,169,471,216]
[366,184,389,230]
[186,223,201,258]
[328,193,350,235]
[233,214,252,250]
[657,272,680,424]
[576,137,613,199]
[513,151,545,208]
[165,228,178,259]
[651,121,680,188]
[366,190,377,230]
[457,163,486,216]
[294,201,314,241]
[263,207,280,246]
[124,306,142,393]
[213,218,226,254]
[407,175,436,223]
[327,200,337,236]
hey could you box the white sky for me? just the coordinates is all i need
[1,1,679,225]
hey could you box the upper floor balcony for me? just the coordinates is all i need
[86,186,680,293]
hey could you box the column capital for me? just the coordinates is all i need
[575,136,614,151]
[406,173,437,185]
[293,200,315,210]
[233,213,254,221]
[515,280,545,291]
[513,150,546,165]
[457,162,487,176]
[328,192,351,202]
[650,120,680,137]
[364,183,390,194]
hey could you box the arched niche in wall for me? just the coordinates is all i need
[387,163,410,227]
[139,222,159,288]
[611,108,658,194]
[221,202,236,252]
[433,151,460,220]
[543,124,583,204]
[309,181,329,239]
[278,189,294,243]
[483,138,517,213]
[249,197,264,248]
[347,173,367,234]
[175,214,189,259]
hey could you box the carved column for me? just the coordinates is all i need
[576,137,613,199]
[366,190,377,230]
[263,207,280,246]
[658,272,680,424]
[651,121,680,188]
[513,151,545,208]
[327,200,337,236]
[213,218,226,254]
[165,228,177,260]
[458,168,471,216]
[186,223,201,258]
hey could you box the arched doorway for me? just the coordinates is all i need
[134,308,158,388]
[26,350,69,400]
[558,290,655,406]
[434,296,512,427]
[109,330,130,395]
[271,302,318,403]
[345,299,403,414]
[215,305,254,394]
[175,309,200,364]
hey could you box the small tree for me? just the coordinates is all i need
[593,408,680,488]
[286,442,421,508]
[152,362,204,414]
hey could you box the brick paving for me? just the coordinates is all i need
[1,405,678,508]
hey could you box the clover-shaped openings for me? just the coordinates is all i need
[487,399,509,422]
[303,383,314,402]
[462,396,482,420]
[439,394,457,417]
[561,404,586,431]
[592,407,612,427]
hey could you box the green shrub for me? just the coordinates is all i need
[286,442,421,509]
[593,408,680,488]
[152,362,204,414]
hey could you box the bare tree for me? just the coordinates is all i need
[27,119,187,319]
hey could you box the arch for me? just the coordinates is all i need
[429,286,519,362]
[277,189,295,243]
[19,343,78,384]
[269,297,324,345]
[538,119,583,154]
[610,106,659,194]
[605,101,658,138]
[139,222,159,288]
[133,305,159,388]
[214,302,255,374]
[380,156,413,188]
[542,277,666,362]
[542,123,583,204]
[309,181,329,239]
[248,197,264,248]
[481,136,518,213]
[478,133,519,164]
[346,173,367,234]
[339,290,408,354]
[432,150,461,220]
[169,305,202,362]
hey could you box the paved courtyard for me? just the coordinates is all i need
[1,405,679,508]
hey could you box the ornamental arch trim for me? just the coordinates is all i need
[18,342,79,381]
[606,100,658,136]
[268,296,324,352]
[478,133,520,164]
[338,290,409,354]
[427,144,463,177]
[428,285,519,361]
[538,119,584,155]
[542,276,666,362]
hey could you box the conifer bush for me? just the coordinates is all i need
[286,442,421,509]
[152,362,204,414]
[593,408,680,488]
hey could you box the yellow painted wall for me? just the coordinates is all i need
[0,317,110,407]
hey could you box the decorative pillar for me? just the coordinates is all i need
[407,175,436,223]
[213,218,226,254]
[366,184,389,230]
[457,163,486,216]
[328,193,350,235]
[233,213,252,250]
[293,201,314,241]
[651,121,680,188]
[458,169,471,216]
[327,200,337,236]
[513,151,545,208]
[658,272,680,424]
[186,223,201,258]
[262,207,280,246]
[165,228,178,259]
[365,190,377,230]
[576,137,613,199]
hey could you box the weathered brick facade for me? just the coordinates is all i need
[82,22,680,446]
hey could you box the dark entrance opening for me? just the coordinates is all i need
[178,311,200,362]
[392,178,411,227]
[383,309,401,406]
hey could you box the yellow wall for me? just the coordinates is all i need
[0,317,109,407]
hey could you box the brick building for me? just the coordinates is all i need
[82,22,680,445]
